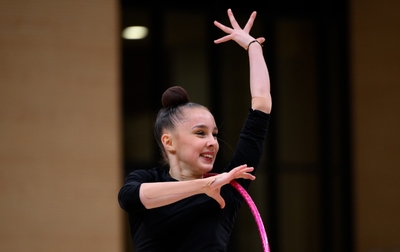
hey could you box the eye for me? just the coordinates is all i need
[195,131,205,136]
[213,132,218,138]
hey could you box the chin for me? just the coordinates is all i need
[201,165,214,174]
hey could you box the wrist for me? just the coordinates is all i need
[247,39,263,50]
[205,177,216,187]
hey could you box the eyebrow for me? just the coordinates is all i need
[192,124,218,131]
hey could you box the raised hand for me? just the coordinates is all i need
[214,9,265,50]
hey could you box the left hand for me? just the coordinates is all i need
[203,165,255,208]
[214,9,265,50]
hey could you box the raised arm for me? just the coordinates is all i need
[214,9,272,114]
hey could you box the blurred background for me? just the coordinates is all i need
[1,0,399,252]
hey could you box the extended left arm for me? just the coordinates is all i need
[214,9,272,114]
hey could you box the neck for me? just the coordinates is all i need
[169,168,203,181]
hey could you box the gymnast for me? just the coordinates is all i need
[118,8,272,251]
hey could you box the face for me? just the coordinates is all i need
[169,106,219,176]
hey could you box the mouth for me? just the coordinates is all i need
[200,153,214,162]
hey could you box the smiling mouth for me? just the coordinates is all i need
[201,154,214,160]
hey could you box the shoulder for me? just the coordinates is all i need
[125,167,170,183]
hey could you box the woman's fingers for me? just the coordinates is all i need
[214,9,259,49]
[232,164,253,173]
[229,165,255,180]
[205,184,226,208]
[257,37,266,44]
[214,194,226,209]
[214,36,230,44]
[213,20,232,34]
[213,20,233,44]
[205,164,255,208]
[227,9,240,29]
[243,11,257,33]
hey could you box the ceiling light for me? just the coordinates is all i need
[122,26,148,40]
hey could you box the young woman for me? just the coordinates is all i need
[118,9,272,251]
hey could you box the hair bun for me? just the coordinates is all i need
[161,86,189,107]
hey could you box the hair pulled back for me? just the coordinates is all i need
[155,86,207,163]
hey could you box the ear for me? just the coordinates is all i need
[161,133,175,153]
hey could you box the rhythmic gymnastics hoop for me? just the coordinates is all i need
[229,180,270,252]
[205,174,271,252]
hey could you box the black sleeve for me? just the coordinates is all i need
[118,170,154,212]
[224,109,270,189]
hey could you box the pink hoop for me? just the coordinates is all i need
[204,173,271,252]
[229,180,270,252]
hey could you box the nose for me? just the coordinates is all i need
[207,135,218,147]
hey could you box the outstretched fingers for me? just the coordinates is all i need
[227,9,241,30]
[213,21,233,44]
[213,20,232,34]
[204,165,255,208]
[214,9,260,49]
[230,164,255,180]
[243,11,257,33]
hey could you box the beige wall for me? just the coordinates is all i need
[0,1,123,251]
[351,0,400,251]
